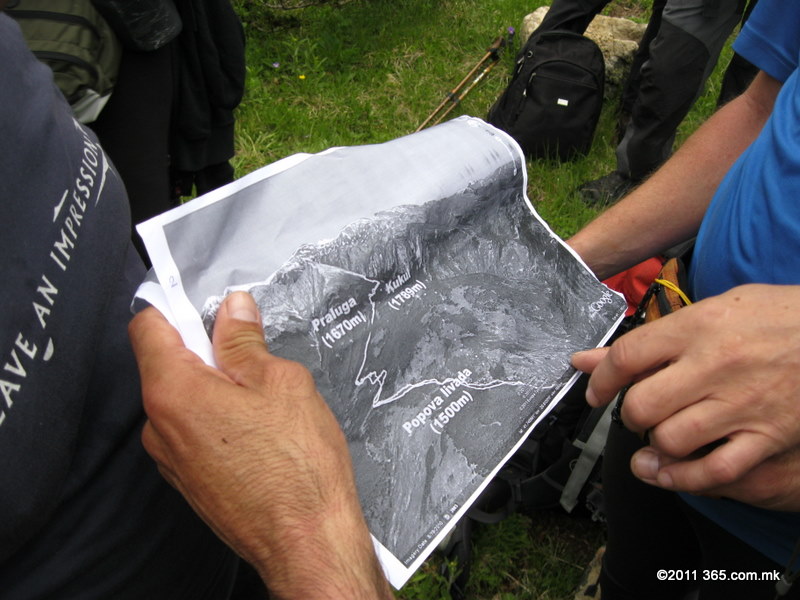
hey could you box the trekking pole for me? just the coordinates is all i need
[415,28,513,132]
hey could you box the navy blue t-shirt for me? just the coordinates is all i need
[0,15,239,599]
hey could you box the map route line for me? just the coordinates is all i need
[304,264,527,409]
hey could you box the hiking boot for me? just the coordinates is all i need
[579,171,635,207]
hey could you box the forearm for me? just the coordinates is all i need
[569,71,780,280]
[248,490,393,600]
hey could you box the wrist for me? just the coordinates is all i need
[566,231,620,281]
[248,494,392,599]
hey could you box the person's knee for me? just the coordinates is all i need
[644,21,708,98]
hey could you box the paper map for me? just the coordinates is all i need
[134,117,626,588]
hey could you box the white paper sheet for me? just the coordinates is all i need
[134,117,626,588]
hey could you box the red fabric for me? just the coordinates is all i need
[603,257,664,316]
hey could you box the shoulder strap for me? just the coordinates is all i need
[559,401,615,513]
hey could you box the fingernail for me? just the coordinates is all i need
[585,387,599,407]
[632,448,660,481]
[225,292,259,323]
[656,470,674,489]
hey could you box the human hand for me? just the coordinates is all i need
[630,444,800,511]
[572,284,800,500]
[128,292,392,600]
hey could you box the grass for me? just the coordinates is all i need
[229,0,673,238]
[229,1,737,597]
[398,509,607,600]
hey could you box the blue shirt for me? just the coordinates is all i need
[690,1,800,298]
[684,0,800,567]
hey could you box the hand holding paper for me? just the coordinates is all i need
[129,292,392,600]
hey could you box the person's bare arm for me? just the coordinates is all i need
[129,292,393,600]
[569,70,782,280]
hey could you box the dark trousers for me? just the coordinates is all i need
[600,425,799,600]
[615,0,755,180]
[531,0,612,41]
[90,44,174,228]
[90,44,175,265]
[530,0,758,180]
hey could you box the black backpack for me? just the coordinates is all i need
[487,30,605,161]
[438,373,614,599]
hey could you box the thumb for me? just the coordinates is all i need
[212,291,271,386]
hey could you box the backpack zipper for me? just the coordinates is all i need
[33,50,99,85]
[527,59,602,90]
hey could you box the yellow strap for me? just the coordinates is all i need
[654,278,693,306]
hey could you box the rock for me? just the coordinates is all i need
[519,6,647,98]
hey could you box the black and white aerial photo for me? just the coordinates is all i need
[136,117,627,585]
